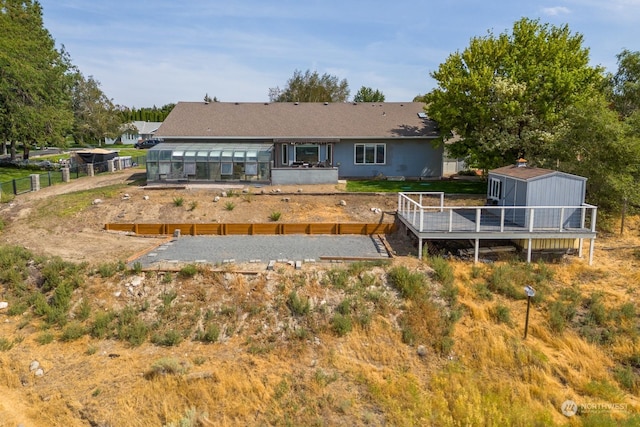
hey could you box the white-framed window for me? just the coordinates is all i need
[488,177,502,200]
[355,143,385,165]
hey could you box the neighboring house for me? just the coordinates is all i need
[105,121,163,145]
[148,101,443,184]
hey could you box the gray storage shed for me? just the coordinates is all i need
[487,160,587,228]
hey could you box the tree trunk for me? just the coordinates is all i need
[24,145,30,160]
[10,141,16,161]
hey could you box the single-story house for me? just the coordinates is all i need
[148,101,443,185]
[105,121,163,145]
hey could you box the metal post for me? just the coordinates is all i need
[523,285,535,339]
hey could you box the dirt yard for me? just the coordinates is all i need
[0,169,407,264]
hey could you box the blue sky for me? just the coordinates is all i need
[38,0,640,108]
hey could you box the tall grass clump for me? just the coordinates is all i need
[178,264,198,278]
[387,266,426,299]
[287,291,310,316]
[173,197,184,207]
[388,265,459,355]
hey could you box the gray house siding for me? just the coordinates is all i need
[488,169,587,228]
[334,140,443,179]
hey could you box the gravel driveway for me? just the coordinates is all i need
[134,234,390,268]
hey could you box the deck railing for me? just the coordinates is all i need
[398,192,597,234]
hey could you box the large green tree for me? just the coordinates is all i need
[611,49,640,119]
[0,0,74,159]
[70,73,124,146]
[425,18,604,170]
[353,86,385,102]
[269,69,349,103]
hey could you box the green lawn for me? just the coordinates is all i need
[345,179,486,194]
[0,167,34,182]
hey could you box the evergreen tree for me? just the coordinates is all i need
[0,0,74,159]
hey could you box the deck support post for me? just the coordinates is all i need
[578,238,584,258]
[474,239,479,263]
[527,238,533,263]
[589,238,595,266]
[418,237,423,260]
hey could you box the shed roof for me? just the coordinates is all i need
[490,165,586,182]
[154,102,438,139]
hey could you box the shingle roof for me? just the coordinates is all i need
[490,165,585,181]
[154,102,437,139]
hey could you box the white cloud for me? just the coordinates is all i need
[542,6,571,16]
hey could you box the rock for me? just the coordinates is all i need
[0,301,8,310]
[122,193,130,200]
[113,291,121,297]
[417,345,428,358]
[220,191,227,197]
[242,188,249,193]
[129,276,143,287]
[34,368,44,377]
[143,195,149,200]
[282,197,290,202]
[213,196,220,202]
[275,188,282,193]
[297,188,303,193]
[29,361,39,371]
[339,200,347,206]
[92,199,103,205]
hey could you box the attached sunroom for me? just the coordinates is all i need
[145,143,273,183]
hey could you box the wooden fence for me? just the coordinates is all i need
[105,222,396,236]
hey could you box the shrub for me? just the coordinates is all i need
[491,303,512,325]
[74,298,91,321]
[160,289,178,306]
[60,321,86,341]
[585,292,606,326]
[429,256,454,287]
[323,268,349,289]
[331,314,352,336]
[614,364,638,392]
[145,357,188,379]
[178,264,198,278]
[224,201,236,211]
[35,332,54,345]
[474,283,494,300]
[90,311,115,338]
[173,197,184,207]
[97,262,117,278]
[549,300,576,333]
[269,211,282,221]
[188,201,198,211]
[387,266,426,300]
[287,291,310,316]
[151,329,183,347]
[485,265,522,299]
[196,322,220,343]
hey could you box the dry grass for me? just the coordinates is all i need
[2,184,640,425]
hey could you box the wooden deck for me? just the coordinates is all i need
[397,192,598,264]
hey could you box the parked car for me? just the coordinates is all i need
[134,139,161,149]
